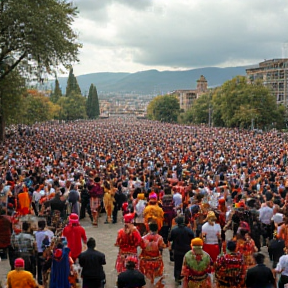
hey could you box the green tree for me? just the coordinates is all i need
[147,94,180,122]
[212,76,279,129]
[0,0,81,140]
[93,85,100,117]
[22,89,59,124]
[0,70,26,127]
[66,67,81,97]
[50,79,62,103]
[86,84,100,119]
[58,92,86,120]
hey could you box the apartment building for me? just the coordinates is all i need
[172,75,208,111]
[246,58,288,106]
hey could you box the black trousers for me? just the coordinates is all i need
[279,275,288,288]
[83,278,105,288]
[173,253,185,280]
[37,252,44,284]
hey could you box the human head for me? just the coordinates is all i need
[14,258,25,269]
[87,237,96,249]
[175,216,184,226]
[22,221,30,232]
[125,256,137,270]
[149,222,158,232]
[38,220,46,230]
[191,238,203,250]
[69,213,79,225]
[205,211,217,223]
[253,252,265,264]
[226,240,237,252]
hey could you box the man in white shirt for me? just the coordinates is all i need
[173,190,182,209]
[259,202,273,247]
[275,251,288,288]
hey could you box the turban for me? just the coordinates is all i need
[191,238,203,247]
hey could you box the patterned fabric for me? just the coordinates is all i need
[90,197,101,211]
[181,249,212,288]
[236,238,256,270]
[215,252,245,288]
[11,232,35,254]
[139,233,165,283]
[115,227,142,273]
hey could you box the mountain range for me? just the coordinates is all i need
[54,66,251,96]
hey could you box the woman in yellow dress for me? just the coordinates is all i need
[103,180,115,223]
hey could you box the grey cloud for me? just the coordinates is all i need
[75,0,288,71]
[74,0,153,21]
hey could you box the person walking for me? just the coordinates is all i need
[117,257,146,288]
[10,221,36,277]
[215,240,245,288]
[139,222,165,286]
[275,248,288,288]
[201,210,221,263]
[181,237,213,288]
[245,252,276,288]
[62,213,87,262]
[168,215,194,285]
[7,258,39,288]
[78,237,106,288]
[115,213,142,273]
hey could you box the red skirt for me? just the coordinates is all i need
[203,243,219,263]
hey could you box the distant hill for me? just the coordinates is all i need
[53,66,249,95]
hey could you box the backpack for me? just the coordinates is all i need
[89,184,104,198]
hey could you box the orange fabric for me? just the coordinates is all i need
[7,270,38,288]
[17,192,30,215]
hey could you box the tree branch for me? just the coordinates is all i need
[0,51,26,81]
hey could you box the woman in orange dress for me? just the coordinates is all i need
[236,227,257,272]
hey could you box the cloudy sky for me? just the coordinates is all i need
[71,0,288,76]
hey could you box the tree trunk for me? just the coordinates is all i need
[0,113,5,143]
[0,91,5,142]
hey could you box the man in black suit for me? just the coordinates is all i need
[78,237,106,288]
[245,252,276,288]
[117,257,146,288]
[168,215,194,285]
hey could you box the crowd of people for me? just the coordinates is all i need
[1,117,288,287]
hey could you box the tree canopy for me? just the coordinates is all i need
[86,84,100,119]
[0,0,81,82]
[66,67,81,97]
[147,94,180,122]
[181,76,284,129]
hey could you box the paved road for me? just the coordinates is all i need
[0,212,272,288]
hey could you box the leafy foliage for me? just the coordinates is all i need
[66,67,81,97]
[181,76,284,129]
[86,84,100,119]
[50,79,62,103]
[22,89,60,124]
[0,69,26,125]
[147,94,180,122]
[57,92,86,120]
[0,0,81,81]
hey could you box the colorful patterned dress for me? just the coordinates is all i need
[236,237,256,271]
[115,227,142,273]
[139,232,165,284]
[215,251,245,288]
[181,249,213,288]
